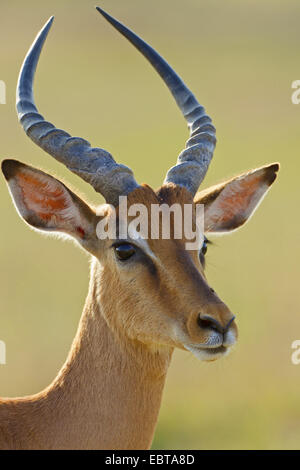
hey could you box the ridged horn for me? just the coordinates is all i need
[17,16,139,206]
[96,7,216,196]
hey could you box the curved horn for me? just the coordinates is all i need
[96,7,216,195]
[96,7,216,197]
[17,16,139,206]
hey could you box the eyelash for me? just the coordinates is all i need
[199,237,210,266]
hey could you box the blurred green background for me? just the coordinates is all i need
[0,0,299,449]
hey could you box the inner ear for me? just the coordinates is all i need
[194,163,279,233]
[2,159,98,244]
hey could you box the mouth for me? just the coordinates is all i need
[184,344,229,362]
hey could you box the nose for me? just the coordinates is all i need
[198,313,236,334]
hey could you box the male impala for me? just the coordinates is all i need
[0,8,278,450]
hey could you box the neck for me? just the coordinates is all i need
[1,261,172,450]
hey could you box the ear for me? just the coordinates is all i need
[2,159,99,252]
[194,163,279,233]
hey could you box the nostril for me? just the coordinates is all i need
[225,315,236,331]
[197,317,214,330]
[197,314,222,333]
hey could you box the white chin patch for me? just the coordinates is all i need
[184,344,230,362]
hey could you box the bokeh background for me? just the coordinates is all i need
[0,0,299,449]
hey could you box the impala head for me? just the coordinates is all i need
[2,8,279,362]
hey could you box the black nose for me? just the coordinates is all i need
[198,314,235,334]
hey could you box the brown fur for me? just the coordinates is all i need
[0,161,279,449]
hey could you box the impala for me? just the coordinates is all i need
[0,8,279,450]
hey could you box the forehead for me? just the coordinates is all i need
[125,183,194,210]
[114,183,202,256]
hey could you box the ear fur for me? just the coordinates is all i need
[2,159,99,252]
[194,163,279,233]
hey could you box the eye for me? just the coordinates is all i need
[114,243,136,261]
[199,237,210,266]
[201,237,209,256]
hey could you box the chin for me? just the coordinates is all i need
[184,344,231,362]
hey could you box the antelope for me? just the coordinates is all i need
[0,7,279,450]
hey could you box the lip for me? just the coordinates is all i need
[184,343,229,361]
[201,345,227,355]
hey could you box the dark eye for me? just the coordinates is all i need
[199,237,209,266]
[114,243,136,261]
[201,237,208,256]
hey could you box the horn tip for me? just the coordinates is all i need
[40,16,54,36]
[95,6,110,18]
[46,16,55,30]
[45,16,55,27]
